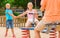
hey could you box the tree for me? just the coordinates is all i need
[0,0,5,8]
[13,0,30,9]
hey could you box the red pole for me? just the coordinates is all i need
[21,30,30,38]
[49,28,57,38]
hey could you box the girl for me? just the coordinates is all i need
[17,2,39,27]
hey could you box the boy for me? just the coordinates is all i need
[5,3,16,38]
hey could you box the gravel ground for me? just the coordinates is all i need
[0,27,58,38]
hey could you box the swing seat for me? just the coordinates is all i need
[20,27,34,30]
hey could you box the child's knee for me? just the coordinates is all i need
[34,28,40,32]
[34,25,45,32]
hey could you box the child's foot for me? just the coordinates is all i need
[12,35,16,38]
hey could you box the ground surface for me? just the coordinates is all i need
[0,27,58,38]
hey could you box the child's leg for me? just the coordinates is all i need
[11,28,14,35]
[25,20,32,27]
[35,18,39,25]
[34,30,41,38]
[35,21,39,25]
[34,25,45,38]
[11,28,15,37]
[34,20,46,38]
[5,20,9,37]
[58,31,60,38]
[10,20,15,37]
[5,28,8,37]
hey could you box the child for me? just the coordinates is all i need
[17,2,39,27]
[5,3,16,38]
[34,0,60,38]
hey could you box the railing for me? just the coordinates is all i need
[0,16,6,27]
[0,16,41,27]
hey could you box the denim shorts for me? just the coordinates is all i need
[6,20,13,29]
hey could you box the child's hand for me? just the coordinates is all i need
[13,16,17,18]
[15,16,19,18]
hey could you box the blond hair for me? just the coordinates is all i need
[6,3,10,6]
[27,2,33,6]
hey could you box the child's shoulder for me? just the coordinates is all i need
[9,9,12,11]
[5,9,8,12]
[6,9,12,11]
[8,9,13,12]
[33,9,37,12]
[25,9,29,12]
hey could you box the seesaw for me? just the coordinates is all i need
[45,22,60,38]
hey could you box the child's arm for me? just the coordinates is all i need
[8,13,16,18]
[17,11,27,18]
[40,0,47,11]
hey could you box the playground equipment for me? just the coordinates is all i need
[21,27,34,38]
[21,30,30,38]
[46,22,60,38]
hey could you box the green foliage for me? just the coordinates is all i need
[13,12,20,16]
[0,0,30,8]
[5,0,14,7]
[19,0,30,9]
[0,0,14,8]
[0,0,30,15]
[0,0,5,8]
[13,0,30,8]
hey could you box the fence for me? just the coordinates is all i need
[0,16,41,27]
